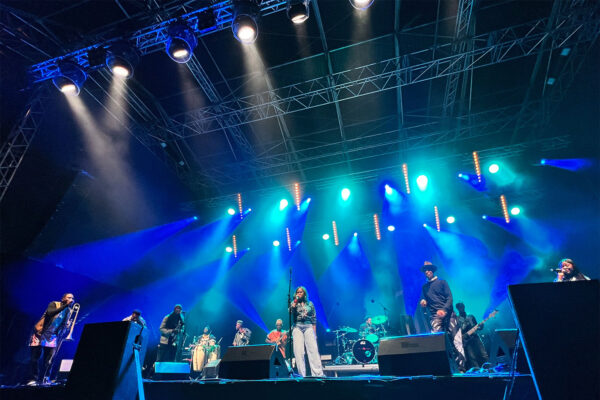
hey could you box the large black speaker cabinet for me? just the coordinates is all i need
[488,329,529,373]
[219,344,289,379]
[66,321,148,400]
[508,280,599,400]
[378,332,453,376]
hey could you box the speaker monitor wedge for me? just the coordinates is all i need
[219,344,290,379]
[378,332,453,376]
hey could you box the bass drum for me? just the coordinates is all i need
[352,339,376,364]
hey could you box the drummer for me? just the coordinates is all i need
[191,325,218,374]
[359,317,376,338]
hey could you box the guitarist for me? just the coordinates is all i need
[456,303,489,369]
[266,319,288,357]
[158,304,185,362]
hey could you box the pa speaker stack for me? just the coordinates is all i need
[219,344,290,379]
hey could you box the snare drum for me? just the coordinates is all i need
[352,339,376,364]
[366,333,379,343]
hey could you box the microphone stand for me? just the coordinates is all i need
[287,266,293,375]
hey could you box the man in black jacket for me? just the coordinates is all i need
[456,302,489,369]
[27,293,75,385]
[419,262,466,372]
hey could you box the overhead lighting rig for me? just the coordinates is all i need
[287,0,310,24]
[232,0,260,44]
[166,22,198,63]
[52,61,87,96]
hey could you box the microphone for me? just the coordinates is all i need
[294,295,300,303]
[549,268,563,273]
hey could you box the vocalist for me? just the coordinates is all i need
[289,286,324,377]
[27,293,75,386]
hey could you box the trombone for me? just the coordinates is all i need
[64,303,80,341]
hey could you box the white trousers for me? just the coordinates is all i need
[292,324,324,377]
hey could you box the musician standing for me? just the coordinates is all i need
[122,309,146,327]
[27,293,75,386]
[266,318,288,357]
[419,262,466,372]
[456,302,489,369]
[290,286,324,377]
[158,304,184,362]
[233,320,252,346]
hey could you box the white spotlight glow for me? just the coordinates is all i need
[488,164,500,174]
[416,175,428,191]
[387,225,395,232]
[350,0,374,10]
[353,232,358,237]
[111,65,131,78]
[446,216,456,224]
[322,234,330,240]
[59,84,78,95]
[225,246,233,253]
[273,240,280,247]
[385,184,393,195]
[172,49,189,60]
[510,207,521,216]
[227,208,236,216]
[236,24,257,44]
[279,199,289,210]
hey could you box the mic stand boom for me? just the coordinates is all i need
[287,266,293,375]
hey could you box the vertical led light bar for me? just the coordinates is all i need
[294,182,301,210]
[286,227,292,251]
[232,235,238,258]
[237,193,243,219]
[402,163,411,194]
[473,151,482,183]
[332,221,339,246]
[373,213,381,240]
[500,194,510,223]
[434,206,441,232]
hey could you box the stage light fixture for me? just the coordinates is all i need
[227,208,236,215]
[384,184,393,195]
[279,199,289,210]
[106,41,139,78]
[349,0,374,10]
[373,214,381,240]
[166,22,197,63]
[447,216,456,224]
[322,233,330,240]
[482,215,487,220]
[52,61,87,96]
[341,188,351,201]
[510,207,521,216]
[232,0,259,44]
[488,163,500,174]
[273,240,280,247]
[287,0,310,24]
[353,232,358,237]
[416,175,428,191]
[387,225,395,232]
[226,246,233,253]
[402,163,411,194]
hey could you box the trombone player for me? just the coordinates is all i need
[27,293,76,386]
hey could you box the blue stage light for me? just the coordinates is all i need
[482,215,488,220]
[385,184,393,195]
[273,240,280,247]
[193,216,198,220]
[416,175,428,191]
[52,61,87,96]
[446,216,455,224]
[279,199,289,210]
[353,232,358,237]
[322,234,330,240]
[510,207,521,216]
[540,159,547,165]
[225,246,233,253]
[227,208,236,215]
[422,223,428,227]
[326,328,331,332]
[488,164,500,174]
[166,22,197,63]
[341,188,351,201]
[387,225,395,232]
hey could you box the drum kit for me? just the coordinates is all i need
[333,315,388,365]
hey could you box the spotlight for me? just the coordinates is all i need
[166,22,197,63]
[387,225,395,232]
[52,61,86,96]
[279,199,289,210]
[349,0,374,10]
[287,0,310,24]
[106,41,139,78]
[510,207,521,216]
[232,0,259,44]
[488,164,500,174]
[322,233,330,240]
[227,208,236,215]
[423,223,428,227]
[226,246,233,253]
[446,216,456,224]
[193,216,198,220]
[416,175,428,191]
[341,188,351,201]
[384,184,393,195]
[540,159,547,165]
[273,240,280,247]
[482,215,487,220]
[353,232,358,237]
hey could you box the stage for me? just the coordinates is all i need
[1,373,536,400]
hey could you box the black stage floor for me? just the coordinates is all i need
[1,373,536,400]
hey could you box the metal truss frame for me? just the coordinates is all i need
[28,1,288,83]
[176,9,599,137]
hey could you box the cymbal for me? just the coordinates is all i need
[371,315,388,325]
[338,326,358,333]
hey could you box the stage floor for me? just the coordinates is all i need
[1,373,536,400]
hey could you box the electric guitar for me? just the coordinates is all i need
[463,310,498,340]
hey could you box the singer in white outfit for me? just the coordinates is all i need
[289,286,324,377]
